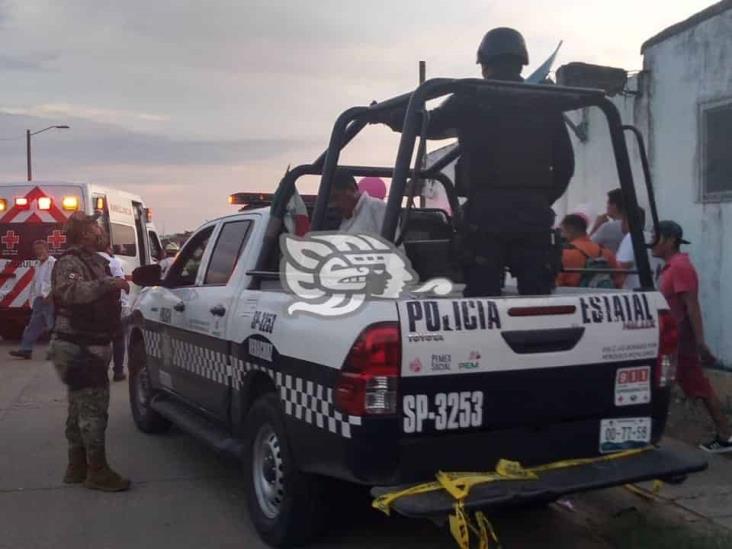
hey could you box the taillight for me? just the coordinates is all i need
[656,310,679,388]
[335,322,400,416]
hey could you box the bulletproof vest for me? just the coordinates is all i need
[54,249,122,339]
[462,107,556,192]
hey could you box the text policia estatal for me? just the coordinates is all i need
[579,293,654,328]
[405,299,502,334]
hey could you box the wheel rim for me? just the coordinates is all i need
[252,423,285,519]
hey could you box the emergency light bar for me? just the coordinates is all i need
[228,192,273,206]
[0,199,6,212]
[95,197,105,211]
[38,197,52,210]
[14,197,29,209]
[228,192,318,210]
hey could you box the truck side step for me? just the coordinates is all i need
[151,395,243,459]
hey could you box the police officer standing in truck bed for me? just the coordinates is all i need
[374,27,574,296]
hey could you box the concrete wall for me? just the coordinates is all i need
[569,9,732,364]
[644,10,732,365]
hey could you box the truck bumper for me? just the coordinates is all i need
[370,444,707,518]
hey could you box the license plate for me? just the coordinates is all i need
[402,391,484,433]
[599,417,651,453]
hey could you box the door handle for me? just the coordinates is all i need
[210,304,226,317]
[173,301,185,312]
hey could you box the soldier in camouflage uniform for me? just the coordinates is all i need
[49,212,131,492]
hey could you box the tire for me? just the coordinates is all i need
[128,340,171,434]
[243,393,325,547]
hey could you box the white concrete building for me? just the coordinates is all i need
[563,1,732,364]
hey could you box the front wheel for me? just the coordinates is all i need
[243,393,325,547]
[128,340,171,434]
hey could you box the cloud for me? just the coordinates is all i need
[1,103,168,126]
[0,52,56,71]
[0,0,716,233]
[0,111,318,167]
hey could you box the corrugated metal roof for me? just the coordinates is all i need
[641,0,732,53]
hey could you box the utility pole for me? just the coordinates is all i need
[26,130,31,181]
[26,125,70,182]
[418,61,427,208]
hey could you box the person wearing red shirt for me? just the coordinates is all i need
[652,220,732,453]
[557,214,620,288]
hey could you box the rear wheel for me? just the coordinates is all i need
[243,393,325,547]
[128,340,171,434]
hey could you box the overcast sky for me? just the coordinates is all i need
[0,0,714,233]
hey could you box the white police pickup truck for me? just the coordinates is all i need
[128,79,705,547]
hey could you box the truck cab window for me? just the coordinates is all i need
[166,226,214,287]
[204,220,252,285]
[110,223,137,257]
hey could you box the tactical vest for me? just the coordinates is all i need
[53,249,122,343]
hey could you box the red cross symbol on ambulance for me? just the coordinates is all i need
[1,230,20,250]
[47,229,67,250]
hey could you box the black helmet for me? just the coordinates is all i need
[476,27,529,66]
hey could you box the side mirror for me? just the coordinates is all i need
[132,264,162,287]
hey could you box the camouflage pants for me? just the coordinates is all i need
[65,386,110,453]
[50,338,111,453]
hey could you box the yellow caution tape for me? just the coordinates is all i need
[624,478,664,500]
[448,502,470,548]
[373,447,655,549]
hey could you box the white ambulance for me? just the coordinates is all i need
[0,181,163,339]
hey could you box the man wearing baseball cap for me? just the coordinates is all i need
[652,220,732,453]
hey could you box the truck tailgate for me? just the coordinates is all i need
[398,292,665,444]
[372,443,707,518]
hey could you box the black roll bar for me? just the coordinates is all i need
[311,107,370,228]
[425,144,462,176]
[623,125,660,248]
[596,102,653,288]
[379,79,653,289]
[252,162,460,281]
[260,77,655,290]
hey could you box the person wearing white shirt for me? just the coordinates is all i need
[9,241,56,359]
[330,171,387,235]
[616,207,661,289]
[616,231,640,290]
[98,248,130,381]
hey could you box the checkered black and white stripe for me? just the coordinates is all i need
[171,338,229,385]
[141,330,360,439]
[143,329,162,359]
[236,360,362,439]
